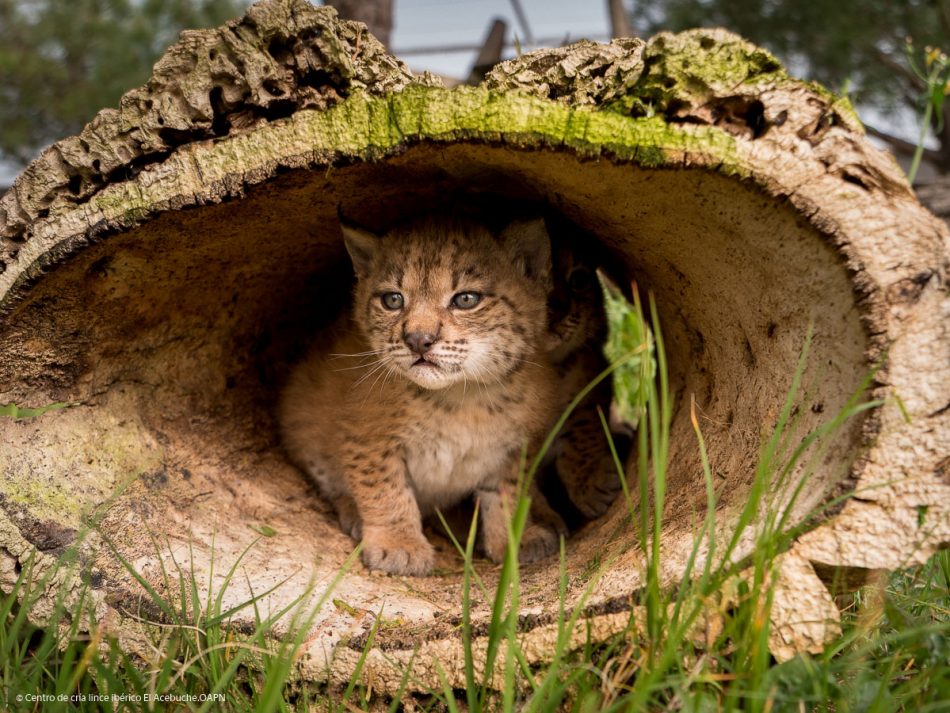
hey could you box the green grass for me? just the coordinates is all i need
[0,401,71,419]
[0,533,360,712]
[1,298,947,711]
[3,543,947,711]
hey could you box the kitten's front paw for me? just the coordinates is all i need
[518,522,561,564]
[361,527,435,576]
[484,523,561,564]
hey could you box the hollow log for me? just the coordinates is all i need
[0,0,947,689]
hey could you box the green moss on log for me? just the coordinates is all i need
[80,86,739,230]
[486,27,861,134]
[1,0,860,266]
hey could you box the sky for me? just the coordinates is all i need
[391,0,612,78]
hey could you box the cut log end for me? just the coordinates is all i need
[0,0,947,692]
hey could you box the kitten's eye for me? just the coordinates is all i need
[451,292,482,309]
[380,292,404,310]
[568,267,593,292]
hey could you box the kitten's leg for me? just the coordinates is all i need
[343,444,435,576]
[556,400,625,519]
[476,486,511,564]
[521,481,567,563]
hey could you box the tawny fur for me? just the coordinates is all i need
[280,215,564,576]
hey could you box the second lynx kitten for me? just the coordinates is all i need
[280,215,564,576]
[545,221,627,521]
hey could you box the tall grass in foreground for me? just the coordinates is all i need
[426,296,948,712]
[1,530,360,712]
[1,296,948,711]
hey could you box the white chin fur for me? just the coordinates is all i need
[404,363,457,389]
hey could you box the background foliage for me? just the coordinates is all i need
[0,0,243,164]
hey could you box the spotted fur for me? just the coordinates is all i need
[280,215,564,576]
[544,221,627,522]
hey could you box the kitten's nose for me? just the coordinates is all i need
[404,331,438,356]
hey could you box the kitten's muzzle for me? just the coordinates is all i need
[404,331,438,356]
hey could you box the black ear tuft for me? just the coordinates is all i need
[340,222,380,279]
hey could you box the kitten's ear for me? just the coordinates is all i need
[340,222,380,278]
[500,218,552,284]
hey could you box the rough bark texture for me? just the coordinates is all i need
[0,0,947,693]
[0,0,433,252]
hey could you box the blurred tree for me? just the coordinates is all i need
[0,0,243,166]
[630,0,950,178]
[608,0,633,39]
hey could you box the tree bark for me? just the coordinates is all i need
[0,0,947,689]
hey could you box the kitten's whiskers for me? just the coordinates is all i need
[470,361,499,412]
[482,345,543,370]
[333,356,390,373]
[353,356,392,387]
[329,348,387,359]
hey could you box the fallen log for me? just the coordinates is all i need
[0,0,946,689]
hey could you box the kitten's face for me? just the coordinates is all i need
[343,216,552,390]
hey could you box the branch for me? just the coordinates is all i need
[466,18,507,85]
[864,124,941,162]
[940,0,950,39]
[873,49,927,94]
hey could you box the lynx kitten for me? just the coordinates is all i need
[280,215,564,576]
